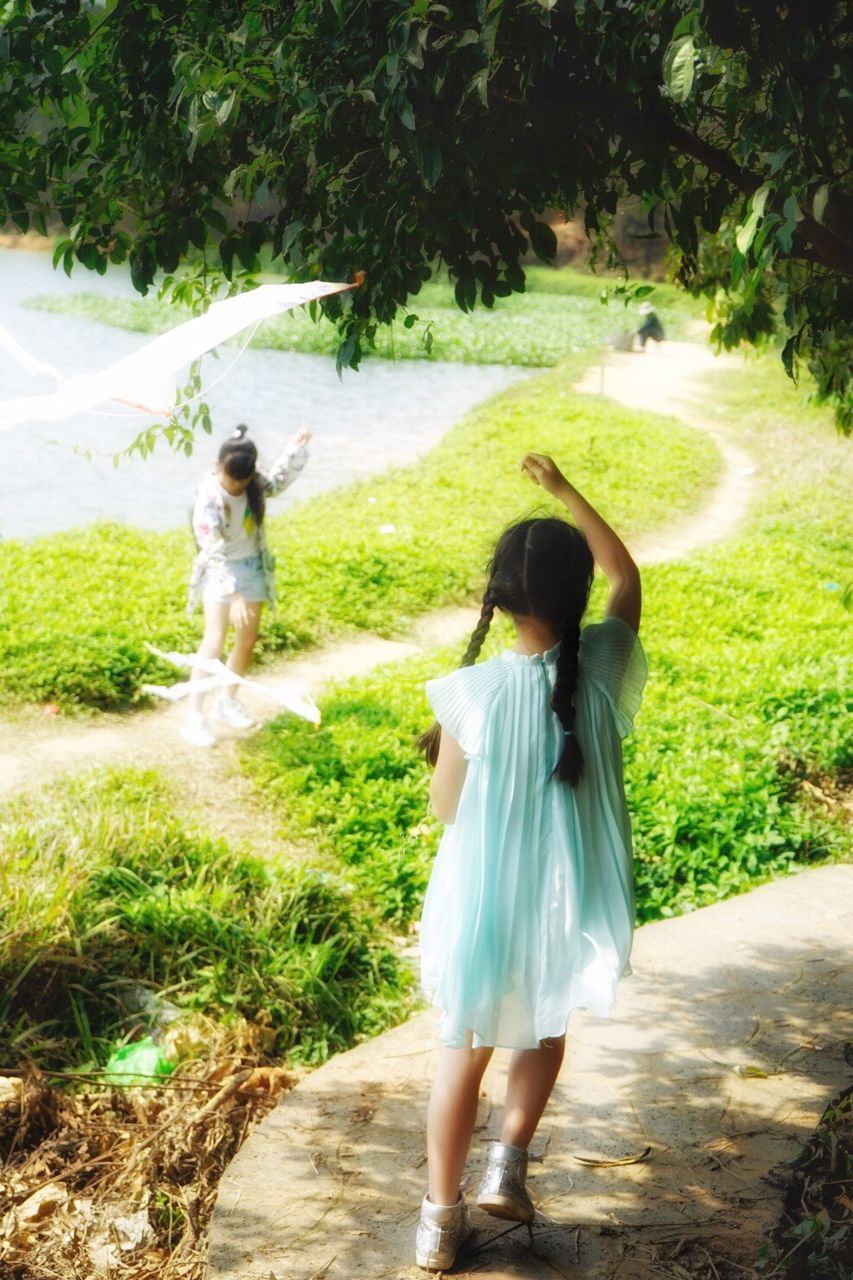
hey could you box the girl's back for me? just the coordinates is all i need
[421,618,646,1052]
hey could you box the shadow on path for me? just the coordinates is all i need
[207,865,853,1280]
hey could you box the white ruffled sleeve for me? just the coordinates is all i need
[579,617,648,738]
[425,660,509,758]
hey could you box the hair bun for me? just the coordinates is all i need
[232,423,249,440]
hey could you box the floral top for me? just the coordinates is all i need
[187,439,309,612]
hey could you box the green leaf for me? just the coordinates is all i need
[662,36,695,104]
[203,207,228,234]
[422,142,443,188]
[812,183,830,224]
[736,212,760,256]
[782,193,803,224]
[52,239,71,270]
[335,330,358,376]
[398,100,415,130]
[781,332,800,380]
[767,145,794,175]
[530,220,557,262]
[202,89,237,125]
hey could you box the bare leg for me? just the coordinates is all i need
[427,1041,493,1205]
[500,1035,565,1149]
[225,600,263,679]
[188,602,230,714]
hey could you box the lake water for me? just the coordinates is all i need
[0,251,529,541]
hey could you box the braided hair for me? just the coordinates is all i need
[218,425,265,528]
[418,518,594,785]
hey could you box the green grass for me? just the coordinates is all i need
[237,354,852,929]
[0,360,719,709]
[0,768,412,1071]
[25,267,703,367]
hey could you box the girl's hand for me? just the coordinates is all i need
[520,453,569,497]
[230,594,250,629]
[292,427,311,449]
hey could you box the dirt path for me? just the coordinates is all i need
[574,340,752,563]
[1,342,753,840]
[0,607,479,854]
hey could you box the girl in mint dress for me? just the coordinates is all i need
[413,453,647,1273]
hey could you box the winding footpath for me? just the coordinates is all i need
[1,341,749,832]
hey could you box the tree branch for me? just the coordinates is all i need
[665,122,853,280]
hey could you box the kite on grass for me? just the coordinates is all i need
[142,643,321,726]
[0,277,362,430]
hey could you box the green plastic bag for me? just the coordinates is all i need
[103,1036,176,1087]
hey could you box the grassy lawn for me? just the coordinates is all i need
[236,353,851,931]
[0,768,410,1071]
[3,354,848,1087]
[0,357,718,710]
[25,266,704,367]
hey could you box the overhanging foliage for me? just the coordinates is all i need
[1,1,850,425]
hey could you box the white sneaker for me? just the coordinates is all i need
[212,694,255,730]
[180,711,216,748]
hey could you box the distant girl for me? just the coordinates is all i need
[413,453,647,1271]
[182,424,310,748]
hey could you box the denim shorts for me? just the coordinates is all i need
[203,555,268,605]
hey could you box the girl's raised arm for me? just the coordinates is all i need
[521,453,641,633]
[260,426,311,498]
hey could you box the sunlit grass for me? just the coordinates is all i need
[0,358,718,709]
[0,768,411,1071]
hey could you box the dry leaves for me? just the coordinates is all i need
[572,1145,652,1168]
[0,1024,292,1280]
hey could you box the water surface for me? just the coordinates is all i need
[1,250,529,540]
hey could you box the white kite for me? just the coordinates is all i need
[0,278,360,430]
[142,643,321,725]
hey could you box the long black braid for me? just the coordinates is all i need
[551,613,583,785]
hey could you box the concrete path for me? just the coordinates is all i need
[207,864,853,1280]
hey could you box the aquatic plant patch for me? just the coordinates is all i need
[25,268,703,368]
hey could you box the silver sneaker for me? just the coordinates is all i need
[476,1141,534,1222]
[415,1195,472,1272]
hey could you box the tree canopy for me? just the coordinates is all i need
[1,1,850,426]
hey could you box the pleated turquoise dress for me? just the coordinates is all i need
[420,616,647,1050]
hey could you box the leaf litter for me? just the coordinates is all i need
[0,1017,293,1280]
